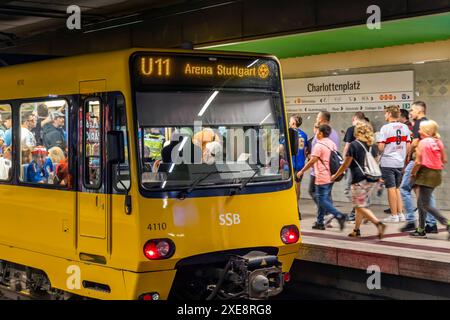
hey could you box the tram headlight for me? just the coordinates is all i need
[143,239,175,260]
[280,225,299,244]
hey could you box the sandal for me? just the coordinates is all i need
[348,229,361,237]
[377,222,387,239]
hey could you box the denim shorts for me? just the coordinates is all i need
[381,167,403,189]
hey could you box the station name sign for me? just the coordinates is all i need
[132,53,279,90]
[307,81,361,93]
[284,70,414,114]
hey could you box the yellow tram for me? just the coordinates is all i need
[0,48,301,300]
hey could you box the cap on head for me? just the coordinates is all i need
[31,146,47,155]
[51,111,65,120]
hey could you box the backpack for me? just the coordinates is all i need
[317,142,345,182]
[353,140,382,182]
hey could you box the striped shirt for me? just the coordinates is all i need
[378,122,411,168]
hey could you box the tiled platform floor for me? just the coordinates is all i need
[297,199,450,283]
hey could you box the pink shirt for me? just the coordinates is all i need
[311,137,336,185]
[419,137,444,170]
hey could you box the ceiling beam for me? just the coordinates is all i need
[0,4,103,20]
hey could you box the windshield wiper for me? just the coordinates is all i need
[229,169,259,196]
[177,170,218,200]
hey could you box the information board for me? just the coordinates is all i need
[284,71,414,114]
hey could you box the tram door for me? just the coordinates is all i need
[77,81,109,262]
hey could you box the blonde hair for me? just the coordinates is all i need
[420,120,440,139]
[385,105,400,119]
[354,121,375,145]
[48,146,65,164]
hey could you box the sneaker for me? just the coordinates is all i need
[383,215,400,223]
[337,215,347,231]
[410,229,427,238]
[376,222,387,239]
[399,214,406,222]
[425,224,439,234]
[400,222,416,232]
[312,222,325,230]
[346,214,355,222]
[384,208,391,214]
[348,229,361,237]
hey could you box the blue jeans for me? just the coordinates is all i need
[316,183,345,225]
[400,161,436,226]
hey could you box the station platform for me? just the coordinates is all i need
[296,199,450,285]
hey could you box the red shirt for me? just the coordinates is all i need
[419,137,444,170]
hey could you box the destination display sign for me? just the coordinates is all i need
[132,53,280,90]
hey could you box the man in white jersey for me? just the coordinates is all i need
[378,105,411,223]
[21,111,37,148]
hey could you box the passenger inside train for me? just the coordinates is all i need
[136,90,291,191]
[0,101,70,186]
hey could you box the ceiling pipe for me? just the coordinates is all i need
[81,0,241,33]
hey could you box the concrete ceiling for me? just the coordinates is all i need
[0,0,183,41]
[1,0,449,57]
[203,12,450,58]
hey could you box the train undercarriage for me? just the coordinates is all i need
[0,260,78,300]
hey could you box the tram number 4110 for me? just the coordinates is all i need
[147,223,167,231]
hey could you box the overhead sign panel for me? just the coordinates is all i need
[284,70,414,113]
[132,53,280,90]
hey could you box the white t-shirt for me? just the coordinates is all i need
[0,158,11,180]
[378,122,411,168]
[21,127,36,147]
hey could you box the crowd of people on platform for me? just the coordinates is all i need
[0,103,70,186]
[290,101,449,240]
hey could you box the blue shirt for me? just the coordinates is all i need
[292,129,308,172]
[43,158,54,176]
[3,129,11,147]
[26,159,52,183]
[26,161,45,183]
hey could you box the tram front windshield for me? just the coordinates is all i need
[132,54,290,191]
[136,90,290,191]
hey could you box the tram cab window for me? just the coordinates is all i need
[19,100,70,186]
[136,91,290,191]
[0,104,12,181]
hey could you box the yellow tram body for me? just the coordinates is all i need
[0,48,301,299]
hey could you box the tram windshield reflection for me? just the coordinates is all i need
[135,90,291,191]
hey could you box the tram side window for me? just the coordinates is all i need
[19,100,70,186]
[84,100,102,188]
[0,104,12,181]
[113,95,130,192]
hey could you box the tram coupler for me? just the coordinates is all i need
[224,251,284,300]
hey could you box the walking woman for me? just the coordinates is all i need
[331,121,387,238]
[410,120,450,239]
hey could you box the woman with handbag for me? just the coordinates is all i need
[331,121,387,239]
[410,120,450,239]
